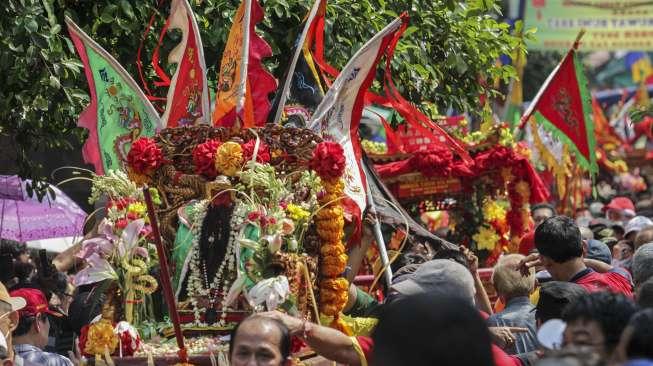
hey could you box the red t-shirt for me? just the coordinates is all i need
[355,336,522,366]
[572,268,633,298]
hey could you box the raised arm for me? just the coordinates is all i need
[260,311,362,365]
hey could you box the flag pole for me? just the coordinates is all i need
[235,0,252,129]
[272,0,323,124]
[573,28,586,50]
[143,187,191,365]
[362,160,393,286]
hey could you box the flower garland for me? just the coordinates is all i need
[311,142,349,334]
[186,200,244,326]
[507,180,531,253]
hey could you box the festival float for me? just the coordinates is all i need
[362,116,549,267]
[63,0,418,363]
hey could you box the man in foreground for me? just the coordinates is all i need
[229,315,292,366]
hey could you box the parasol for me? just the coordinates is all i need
[0,175,87,244]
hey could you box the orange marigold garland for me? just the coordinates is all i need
[311,142,349,334]
[507,179,532,253]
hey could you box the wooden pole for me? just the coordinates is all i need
[142,187,190,364]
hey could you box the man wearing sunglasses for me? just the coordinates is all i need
[9,288,72,366]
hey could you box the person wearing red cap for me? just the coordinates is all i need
[0,282,28,366]
[9,288,71,366]
[604,197,636,225]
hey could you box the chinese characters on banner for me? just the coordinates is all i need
[525,1,653,50]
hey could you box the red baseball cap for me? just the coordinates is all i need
[9,288,62,318]
[603,197,635,215]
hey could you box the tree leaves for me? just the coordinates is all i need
[0,0,523,199]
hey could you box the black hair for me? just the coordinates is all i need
[637,277,653,309]
[535,281,587,323]
[532,203,556,216]
[229,315,291,361]
[535,216,583,263]
[626,309,653,360]
[0,240,27,259]
[12,313,47,337]
[372,292,493,366]
[562,292,638,353]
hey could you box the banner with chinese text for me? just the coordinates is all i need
[525,2,653,50]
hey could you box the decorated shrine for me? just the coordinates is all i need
[62,0,414,362]
[364,122,549,266]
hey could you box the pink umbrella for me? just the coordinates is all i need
[0,175,87,242]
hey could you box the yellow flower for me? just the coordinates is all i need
[286,204,310,221]
[127,202,147,217]
[84,319,118,356]
[215,141,243,177]
[473,226,499,251]
[483,200,506,222]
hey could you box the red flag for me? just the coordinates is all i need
[161,0,211,127]
[212,0,277,128]
[521,43,598,174]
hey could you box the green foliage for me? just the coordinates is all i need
[1,0,523,198]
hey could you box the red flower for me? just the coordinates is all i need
[127,138,164,175]
[411,146,454,177]
[248,211,262,222]
[242,140,271,163]
[117,327,141,356]
[115,219,129,230]
[310,141,346,180]
[192,139,222,178]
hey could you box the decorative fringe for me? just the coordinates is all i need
[529,118,571,198]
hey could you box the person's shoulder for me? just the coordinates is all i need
[486,312,504,325]
[43,352,74,366]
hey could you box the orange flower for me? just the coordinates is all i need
[84,319,118,356]
[215,141,243,177]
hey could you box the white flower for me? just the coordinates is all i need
[247,276,290,311]
[263,234,282,253]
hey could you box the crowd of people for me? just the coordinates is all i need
[2,195,653,365]
[226,196,653,366]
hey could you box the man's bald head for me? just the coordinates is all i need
[229,315,291,366]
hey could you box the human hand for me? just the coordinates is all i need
[362,212,377,236]
[518,253,541,276]
[461,246,478,274]
[68,337,86,366]
[488,326,528,349]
